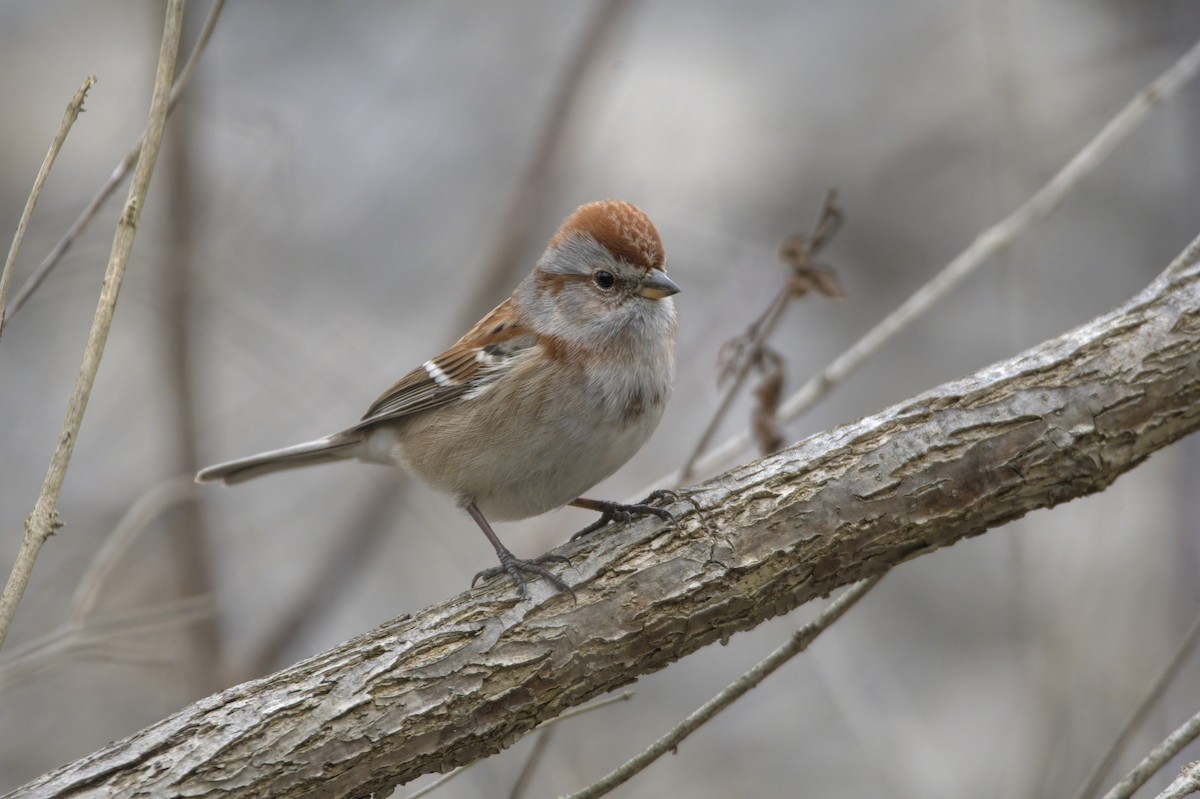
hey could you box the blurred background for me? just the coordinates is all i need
[1,1,1199,796]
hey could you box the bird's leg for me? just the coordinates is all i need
[569,489,685,540]
[467,502,574,600]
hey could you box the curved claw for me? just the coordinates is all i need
[473,553,575,602]
[466,501,575,601]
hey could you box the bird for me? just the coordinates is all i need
[196,199,680,598]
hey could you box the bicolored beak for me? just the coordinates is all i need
[637,268,681,300]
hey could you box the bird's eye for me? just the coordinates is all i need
[593,270,616,289]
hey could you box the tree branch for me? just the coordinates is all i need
[0,0,186,651]
[1101,705,1200,799]
[1155,760,1200,799]
[1070,605,1200,799]
[3,0,226,324]
[0,75,95,340]
[10,234,1200,798]
[671,34,1200,486]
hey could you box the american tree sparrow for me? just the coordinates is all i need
[197,200,680,598]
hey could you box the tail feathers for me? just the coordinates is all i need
[196,432,363,485]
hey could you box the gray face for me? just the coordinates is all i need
[521,233,679,350]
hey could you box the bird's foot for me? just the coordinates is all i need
[570,489,690,541]
[472,550,575,601]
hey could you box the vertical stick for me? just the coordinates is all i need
[0,0,188,650]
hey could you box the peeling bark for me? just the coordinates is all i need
[10,244,1200,798]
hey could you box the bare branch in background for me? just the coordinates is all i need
[668,33,1200,487]
[12,233,1200,797]
[0,597,213,691]
[70,476,198,624]
[565,576,881,799]
[0,475,201,686]
[161,5,222,688]
[462,0,636,323]
[507,729,554,799]
[0,476,206,690]
[1100,707,1200,799]
[0,75,95,340]
[1155,761,1200,799]
[244,477,399,677]
[1071,607,1200,799]
[0,0,187,651]
[681,191,843,479]
[4,0,226,323]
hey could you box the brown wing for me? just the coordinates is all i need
[356,300,537,427]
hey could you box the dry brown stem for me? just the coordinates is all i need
[682,191,843,478]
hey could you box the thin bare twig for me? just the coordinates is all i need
[5,0,226,322]
[0,476,203,690]
[565,576,883,799]
[0,0,187,651]
[1101,708,1200,799]
[1072,607,1200,799]
[665,34,1200,487]
[404,692,634,799]
[1156,761,1200,799]
[162,26,222,687]
[0,596,214,691]
[463,0,636,322]
[245,478,398,676]
[508,729,554,799]
[0,75,96,340]
[71,475,198,624]
[679,191,843,479]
